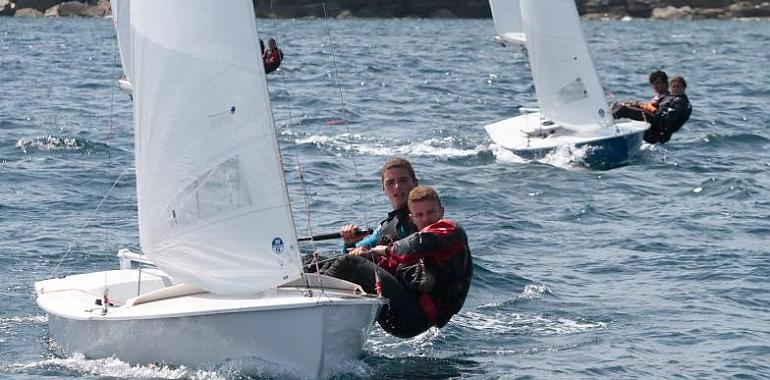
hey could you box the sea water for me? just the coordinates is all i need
[0,17,768,379]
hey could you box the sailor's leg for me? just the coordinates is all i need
[613,105,647,121]
[322,255,431,338]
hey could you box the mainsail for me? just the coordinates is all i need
[112,0,133,82]
[131,0,302,295]
[489,0,526,46]
[520,0,611,131]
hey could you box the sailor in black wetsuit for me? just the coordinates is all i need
[613,75,692,144]
[322,186,473,339]
[303,158,418,273]
[341,157,419,252]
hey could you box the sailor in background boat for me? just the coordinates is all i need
[636,70,671,113]
[322,186,473,338]
[611,70,669,120]
[613,75,692,144]
[263,38,283,74]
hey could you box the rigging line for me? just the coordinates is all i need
[104,34,121,296]
[322,2,368,225]
[266,0,317,293]
[50,169,129,278]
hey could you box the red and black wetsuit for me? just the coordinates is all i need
[263,48,283,74]
[323,219,473,338]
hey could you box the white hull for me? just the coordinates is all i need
[485,112,648,151]
[36,269,383,379]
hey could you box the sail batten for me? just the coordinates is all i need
[520,0,611,131]
[131,0,302,295]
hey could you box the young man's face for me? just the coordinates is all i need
[670,81,685,96]
[382,167,417,209]
[409,199,443,230]
[652,79,668,94]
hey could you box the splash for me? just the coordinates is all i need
[537,144,590,169]
[16,135,85,154]
[367,326,444,357]
[517,283,553,300]
[489,143,527,164]
[4,354,223,380]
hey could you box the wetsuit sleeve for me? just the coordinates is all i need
[385,220,466,292]
[654,96,692,134]
[389,220,462,265]
[341,226,381,251]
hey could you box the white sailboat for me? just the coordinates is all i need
[484,0,648,168]
[111,0,133,95]
[35,1,383,378]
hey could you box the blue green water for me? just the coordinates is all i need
[1,17,769,379]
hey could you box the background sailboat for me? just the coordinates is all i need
[484,0,649,168]
[111,0,133,95]
[35,0,382,378]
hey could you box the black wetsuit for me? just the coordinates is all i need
[613,94,692,144]
[323,219,472,338]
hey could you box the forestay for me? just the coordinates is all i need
[131,0,302,295]
[521,0,611,131]
[489,0,526,45]
[111,0,133,82]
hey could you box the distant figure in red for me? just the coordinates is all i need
[263,38,283,74]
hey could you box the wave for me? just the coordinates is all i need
[292,132,487,159]
[699,132,770,148]
[451,310,606,337]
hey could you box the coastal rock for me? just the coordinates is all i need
[55,1,107,17]
[336,9,353,19]
[14,7,42,16]
[727,1,770,17]
[14,0,59,11]
[430,9,456,18]
[651,5,694,19]
[43,3,57,16]
[0,0,15,16]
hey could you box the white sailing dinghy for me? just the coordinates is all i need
[111,0,133,95]
[484,0,648,168]
[35,1,383,378]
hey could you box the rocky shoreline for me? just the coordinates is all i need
[2,0,769,19]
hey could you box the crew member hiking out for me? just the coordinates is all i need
[263,38,283,74]
[613,75,692,144]
[321,186,473,338]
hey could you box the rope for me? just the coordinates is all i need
[50,169,129,278]
[322,2,368,225]
[267,0,318,294]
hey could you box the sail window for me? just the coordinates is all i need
[168,157,252,226]
[555,77,588,106]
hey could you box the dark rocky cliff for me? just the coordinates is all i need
[2,0,770,19]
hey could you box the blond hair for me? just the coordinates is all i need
[408,186,442,208]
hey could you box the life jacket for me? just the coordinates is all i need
[387,220,473,327]
[377,207,416,246]
[263,48,283,74]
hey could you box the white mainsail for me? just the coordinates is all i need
[489,0,526,46]
[112,0,133,82]
[520,0,611,131]
[131,0,302,295]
